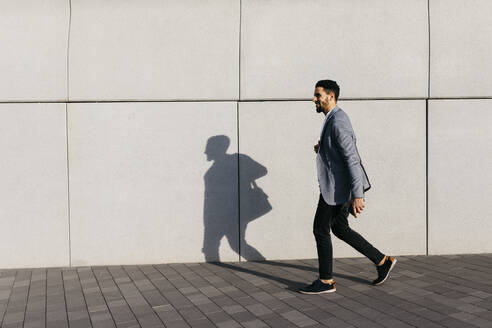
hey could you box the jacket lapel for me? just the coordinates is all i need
[320,106,340,142]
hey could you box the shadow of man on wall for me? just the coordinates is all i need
[203,135,271,262]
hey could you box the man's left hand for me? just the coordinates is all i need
[350,198,365,218]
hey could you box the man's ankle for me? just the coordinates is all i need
[320,278,334,284]
[377,256,388,266]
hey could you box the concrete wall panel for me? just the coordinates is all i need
[0,0,69,101]
[241,0,428,100]
[428,100,492,254]
[0,104,69,268]
[69,0,239,101]
[239,100,426,261]
[430,0,492,97]
[68,102,238,265]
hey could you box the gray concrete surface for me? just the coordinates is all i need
[69,0,239,101]
[430,0,492,98]
[240,0,428,100]
[238,100,427,261]
[428,100,492,255]
[1,0,492,268]
[0,103,69,269]
[68,102,239,266]
[1,254,492,327]
[0,0,69,101]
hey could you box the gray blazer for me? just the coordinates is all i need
[317,106,371,205]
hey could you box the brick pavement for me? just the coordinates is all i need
[1,254,492,327]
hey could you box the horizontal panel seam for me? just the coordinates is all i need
[3,97,492,104]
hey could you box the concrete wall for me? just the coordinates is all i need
[241,0,428,100]
[68,102,238,266]
[68,0,239,101]
[0,0,490,268]
[0,0,69,101]
[428,100,492,254]
[238,100,426,261]
[0,103,69,268]
[429,0,492,97]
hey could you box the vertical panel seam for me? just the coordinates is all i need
[427,0,431,98]
[66,104,72,267]
[66,0,72,267]
[67,0,72,101]
[237,102,241,262]
[426,0,430,256]
[237,0,242,262]
[426,99,429,256]
[238,0,242,101]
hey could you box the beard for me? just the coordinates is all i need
[315,103,323,113]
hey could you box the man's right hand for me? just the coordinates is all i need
[314,140,320,153]
[350,198,365,218]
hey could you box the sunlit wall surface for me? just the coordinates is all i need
[0,0,490,268]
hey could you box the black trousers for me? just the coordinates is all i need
[313,194,385,279]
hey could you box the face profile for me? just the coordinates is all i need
[204,135,230,161]
[313,86,334,113]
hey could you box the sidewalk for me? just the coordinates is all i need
[1,254,492,328]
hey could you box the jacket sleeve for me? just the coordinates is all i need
[332,117,365,198]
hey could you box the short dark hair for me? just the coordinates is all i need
[315,80,340,101]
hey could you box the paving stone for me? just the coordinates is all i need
[198,286,223,298]
[302,308,336,323]
[234,296,259,307]
[165,321,190,328]
[229,310,257,323]
[459,295,483,304]
[215,320,241,328]
[209,296,234,307]
[436,316,476,328]
[186,294,211,306]
[223,305,246,315]
[476,309,492,321]
[186,318,215,328]
[179,286,198,295]
[272,291,296,300]
[244,303,273,317]
[449,311,492,328]
[178,306,206,322]
[250,291,275,302]
[260,298,291,312]
[281,310,318,327]
[241,319,269,328]
[24,320,46,328]
[457,304,488,314]
[471,291,492,299]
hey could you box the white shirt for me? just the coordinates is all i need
[320,106,336,138]
[316,106,337,190]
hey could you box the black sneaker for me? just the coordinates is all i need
[299,279,336,294]
[372,256,397,285]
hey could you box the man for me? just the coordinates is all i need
[299,80,396,294]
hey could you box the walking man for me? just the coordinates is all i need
[299,80,396,294]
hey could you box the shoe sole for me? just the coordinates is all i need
[373,258,397,286]
[299,288,336,295]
